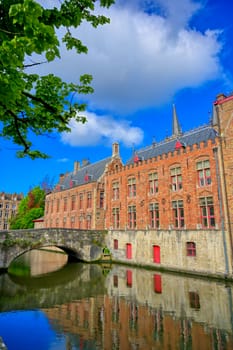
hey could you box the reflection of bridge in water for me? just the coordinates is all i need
[0,228,107,269]
[0,263,107,312]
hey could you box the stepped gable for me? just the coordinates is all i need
[127,125,218,164]
[61,157,112,189]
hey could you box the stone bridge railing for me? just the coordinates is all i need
[0,228,108,269]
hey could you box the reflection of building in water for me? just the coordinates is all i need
[23,247,68,276]
[43,267,233,350]
[44,296,105,349]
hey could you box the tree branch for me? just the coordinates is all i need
[0,27,22,35]
[23,61,47,68]
[22,91,67,123]
[4,109,30,153]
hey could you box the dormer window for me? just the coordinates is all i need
[133,154,142,163]
[84,173,92,182]
[69,179,77,187]
[175,140,185,150]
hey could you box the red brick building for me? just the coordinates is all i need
[105,124,221,231]
[44,143,122,229]
[44,93,233,276]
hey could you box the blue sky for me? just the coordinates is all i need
[1,0,233,195]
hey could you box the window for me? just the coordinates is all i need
[112,182,119,200]
[199,197,215,228]
[63,217,66,227]
[196,160,211,186]
[71,195,76,210]
[171,167,182,191]
[128,177,136,197]
[71,216,75,228]
[149,172,158,194]
[186,242,196,256]
[189,292,200,309]
[114,239,118,250]
[100,191,104,208]
[113,275,118,287]
[5,203,9,209]
[87,192,92,208]
[79,193,83,210]
[63,197,67,211]
[128,205,136,228]
[112,208,120,229]
[57,199,60,212]
[149,203,159,228]
[79,215,83,229]
[51,200,54,213]
[172,200,185,228]
[86,215,91,229]
[46,201,49,214]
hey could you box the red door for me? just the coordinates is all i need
[153,245,160,263]
[126,243,132,259]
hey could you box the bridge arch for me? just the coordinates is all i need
[0,228,107,269]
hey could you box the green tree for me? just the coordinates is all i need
[10,186,45,229]
[0,0,114,159]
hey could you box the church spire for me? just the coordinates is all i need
[172,104,182,137]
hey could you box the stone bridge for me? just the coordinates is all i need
[0,228,108,269]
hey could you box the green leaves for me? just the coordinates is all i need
[10,186,45,229]
[0,0,115,158]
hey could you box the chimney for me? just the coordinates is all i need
[216,93,226,102]
[82,159,90,167]
[59,173,65,183]
[112,142,119,158]
[74,161,80,173]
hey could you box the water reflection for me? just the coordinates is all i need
[0,263,233,350]
[8,246,68,277]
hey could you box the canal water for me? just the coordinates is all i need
[0,248,233,350]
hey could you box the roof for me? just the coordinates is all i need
[127,125,218,164]
[33,217,44,222]
[58,157,112,190]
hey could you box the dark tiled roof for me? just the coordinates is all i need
[127,125,218,164]
[60,157,112,190]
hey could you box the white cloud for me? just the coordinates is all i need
[29,0,223,114]
[61,112,144,147]
[57,158,69,163]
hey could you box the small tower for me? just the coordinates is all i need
[112,142,119,158]
[172,104,182,137]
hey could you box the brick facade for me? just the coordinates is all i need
[105,139,221,231]
[44,144,122,230]
[44,93,233,277]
